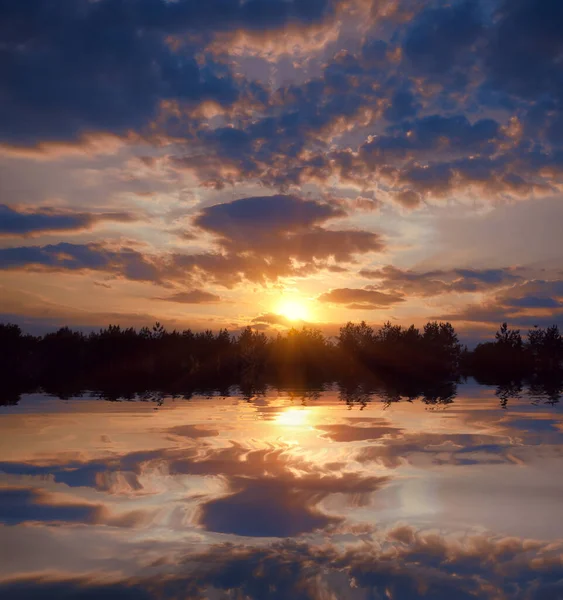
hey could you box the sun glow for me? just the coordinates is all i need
[275,407,310,427]
[276,299,310,322]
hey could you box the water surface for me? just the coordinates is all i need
[1,382,562,598]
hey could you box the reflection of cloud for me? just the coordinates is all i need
[0,487,150,528]
[200,478,340,537]
[317,421,402,442]
[0,438,388,538]
[3,524,563,599]
[355,431,522,469]
[166,424,221,439]
[169,443,389,537]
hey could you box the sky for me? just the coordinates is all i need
[1,0,563,340]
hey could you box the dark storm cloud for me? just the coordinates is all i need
[359,265,523,297]
[0,204,135,236]
[318,287,405,309]
[0,0,336,143]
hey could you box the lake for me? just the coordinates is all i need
[1,381,563,599]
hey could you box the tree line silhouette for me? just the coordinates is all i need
[1,320,562,403]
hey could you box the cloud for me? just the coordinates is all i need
[179,195,384,284]
[156,0,563,206]
[0,242,162,282]
[0,194,384,287]
[360,114,501,164]
[0,0,337,144]
[318,287,405,309]
[158,290,221,304]
[194,194,345,240]
[0,205,135,236]
[403,0,483,77]
[433,279,563,327]
[359,265,523,297]
[504,296,562,309]
[496,279,563,304]
[485,0,563,103]
[252,313,302,328]
[434,305,563,330]
[4,0,563,210]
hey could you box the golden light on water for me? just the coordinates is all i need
[275,407,311,427]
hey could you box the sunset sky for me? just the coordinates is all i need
[1,0,563,341]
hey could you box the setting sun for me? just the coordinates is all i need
[276,299,310,322]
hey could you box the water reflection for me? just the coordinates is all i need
[1,383,562,599]
[3,374,563,410]
[274,406,312,427]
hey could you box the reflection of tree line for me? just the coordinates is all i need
[0,320,562,407]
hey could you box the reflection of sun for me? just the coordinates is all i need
[275,407,310,427]
[276,299,310,321]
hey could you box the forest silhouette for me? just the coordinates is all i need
[1,320,562,406]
